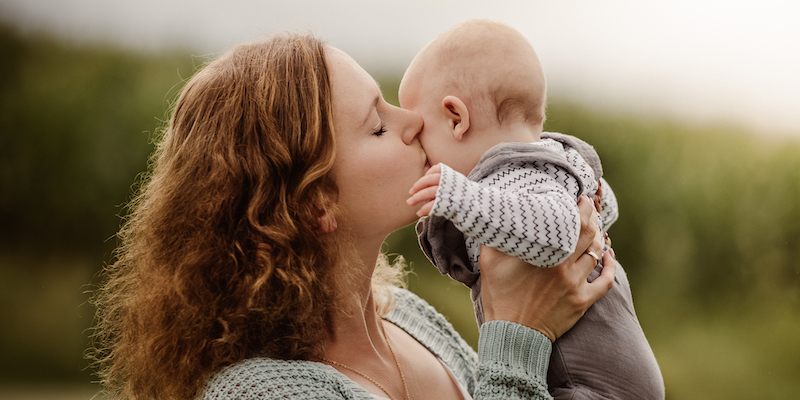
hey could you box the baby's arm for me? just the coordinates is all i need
[410,163,581,268]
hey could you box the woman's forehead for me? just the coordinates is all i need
[327,48,378,91]
[327,49,380,127]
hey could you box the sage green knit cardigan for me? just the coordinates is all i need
[201,287,553,399]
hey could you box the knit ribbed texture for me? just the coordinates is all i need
[384,288,479,394]
[200,288,555,399]
[475,321,552,399]
[478,321,552,376]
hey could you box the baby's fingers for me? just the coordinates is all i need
[409,173,441,195]
[407,185,438,206]
[426,163,442,176]
[416,201,434,217]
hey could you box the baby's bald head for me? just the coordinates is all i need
[406,19,547,128]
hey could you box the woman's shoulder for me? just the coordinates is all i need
[387,287,454,329]
[386,287,478,392]
[200,357,362,399]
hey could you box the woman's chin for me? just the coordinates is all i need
[402,208,422,227]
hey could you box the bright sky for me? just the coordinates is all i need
[2,0,798,137]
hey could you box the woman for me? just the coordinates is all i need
[89,33,615,400]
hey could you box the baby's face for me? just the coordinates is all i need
[398,65,465,173]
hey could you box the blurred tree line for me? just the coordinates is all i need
[1,23,799,398]
[0,24,197,385]
[0,24,196,254]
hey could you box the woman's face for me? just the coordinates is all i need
[327,48,428,240]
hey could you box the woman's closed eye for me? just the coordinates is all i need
[372,124,387,137]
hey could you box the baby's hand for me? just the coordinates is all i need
[407,164,442,217]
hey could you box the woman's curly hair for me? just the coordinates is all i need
[88,33,360,399]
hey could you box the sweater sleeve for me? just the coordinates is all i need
[475,321,553,400]
[598,177,619,231]
[430,162,580,268]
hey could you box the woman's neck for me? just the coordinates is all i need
[319,231,413,400]
[326,232,385,349]
[322,254,395,379]
[327,288,382,349]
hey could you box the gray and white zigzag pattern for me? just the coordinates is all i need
[434,161,580,268]
[429,142,618,270]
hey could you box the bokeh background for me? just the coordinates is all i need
[1,1,798,399]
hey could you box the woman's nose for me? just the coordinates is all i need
[400,108,424,145]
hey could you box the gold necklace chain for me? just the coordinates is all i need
[322,319,410,400]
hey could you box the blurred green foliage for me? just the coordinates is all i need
[0,24,196,254]
[2,25,799,398]
[0,24,196,385]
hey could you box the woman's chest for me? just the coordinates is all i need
[389,325,470,400]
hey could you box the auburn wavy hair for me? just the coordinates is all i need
[89,34,361,399]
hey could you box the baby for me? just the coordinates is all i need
[401,19,664,399]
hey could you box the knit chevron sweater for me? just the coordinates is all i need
[425,132,618,271]
[417,132,618,326]
[200,287,555,399]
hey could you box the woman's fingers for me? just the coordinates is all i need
[571,196,600,263]
[582,227,605,266]
[573,194,613,293]
[585,248,616,302]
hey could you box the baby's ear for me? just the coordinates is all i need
[442,96,470,141]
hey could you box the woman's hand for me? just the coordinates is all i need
[479,195,616,342]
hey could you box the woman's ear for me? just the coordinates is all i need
[442,95,470,141]
[316,211,337,234]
